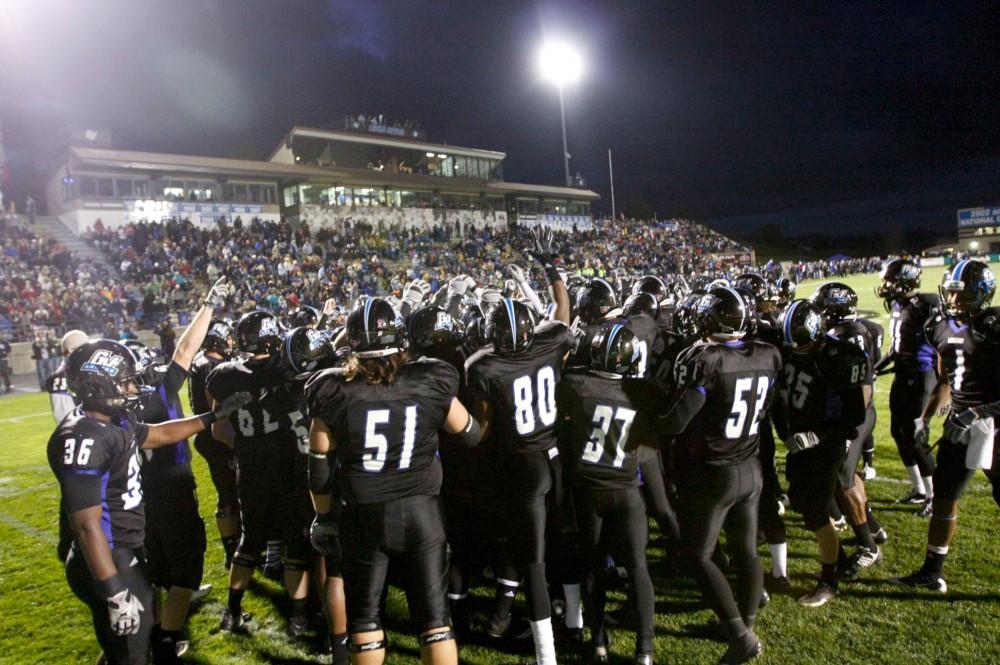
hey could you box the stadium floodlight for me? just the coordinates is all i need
[426,152,436,158]
[537,39,584,187]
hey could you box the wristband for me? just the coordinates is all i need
[199,411,218,429]
[96,573,124,598]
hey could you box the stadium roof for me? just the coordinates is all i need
[268,126,507,162]
[65,146,599,200]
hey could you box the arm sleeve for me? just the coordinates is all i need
[660,386,707,436]
[56,433,114,513]
[163,361,188,395]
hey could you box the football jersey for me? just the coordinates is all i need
[621,313,664,379]
[45,361,71,395]
[137,361,193,488]
[887,294,938,372]
[858,318,884,366]
[559,372,665,489]
[305,357,459,504]
[828,320,876,370]
[467,321,576,454]
[208,357,306,456]
[926,307,1000,411]
[779,336,871,435]
[47,412,148,550]
[679,341,783,465]
[189,351,226,448]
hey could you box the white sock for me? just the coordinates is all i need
[529,618,558,665]
[906,465,925,494]
[562,583,583,630]
[769,542,788,578]
[923,476,934,499]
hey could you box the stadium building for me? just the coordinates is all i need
[43,124,599,235]
[957,205,1000,254]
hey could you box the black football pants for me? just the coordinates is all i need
[66,545,155,665]
[679,457,763,631]
[889,370,937,476]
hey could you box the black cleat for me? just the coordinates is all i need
[897,490,927,505]
[890,570,947,593]
[485,612,512,639]
[220,608,251,634]
[838,546,881,580]
[798,581,837,607]
[719,632,762,664]
[765,574,791,594]
[288,614,310,637]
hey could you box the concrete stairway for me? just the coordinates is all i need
[29,216,115,273]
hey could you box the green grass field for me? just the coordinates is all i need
[2,266,1000,664]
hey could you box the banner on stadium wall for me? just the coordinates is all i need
[517,214,594,232]
[958,206,1000,229]
[123,200,264,225]
[920,256,946,267]
[710,252,754,267]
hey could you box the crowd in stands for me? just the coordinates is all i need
[0,211,888,344]
[787,256,884,282]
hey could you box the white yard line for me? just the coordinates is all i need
[0,411,50,424]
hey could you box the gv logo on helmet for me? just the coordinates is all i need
[81,349,126,377]
[259,317,279,337]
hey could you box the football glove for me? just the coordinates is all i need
[107,588,144,636]
[203,277,232,308]
[913,418,930,449]
[402,283,425,310]
[310,513,341,559]
[943,408,979,442]
[507,264,527,284]
[786,431,820,455]
[214,392,252,420]
[528,227,558,267]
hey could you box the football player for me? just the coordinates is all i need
[208,311,313,636]
[873,258,939,512]
[893,260,1000,592]
[305,297,481,665]
[662,286,781,665]
[47,329,90,423]
[809,283,887,575]
[559,323,661,665]
[132,278,229,662]
[466,228,572,665]
[774,300,870,607]
[188,320,240,567]
[49,339,247,665]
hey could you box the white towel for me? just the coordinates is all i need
[965,416,995,471]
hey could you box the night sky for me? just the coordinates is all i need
[1,0,998,235]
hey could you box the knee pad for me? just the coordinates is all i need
[284,558,309,573]
[419,630,455,647]
[348,619,382,634]
[232,553,258,570]
[350,638,387,653]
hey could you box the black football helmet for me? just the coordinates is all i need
[407,305,465,355]
[577,277,618,324]
[623,292,659,320]
[288,305,320,329]
[590,322,639,377]
[346,297,408,358]
[486,297,535,355]
[478,288,503,321]
[673,290,706,338]
[203,319,234,356]
[733,273,769,307]
[779,300,826,350]
[939,259,996,318]
[283,326,336,374]
[810,282,858,323]
[631,275,667,301]
[236,310,283,355]
[696,286,750,340]
[122,339,165,385]
[66,339,148,415]
[770,277,797,308]
[876,258,921,301]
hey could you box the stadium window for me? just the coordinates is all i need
[333,187,351,206]
[249,184,263,203]
[417,191,433,207]
[283,186,299,207]
[487,195,503,211]
[374,189,387,207]
[222,183,235,201]
[233,184,248,202]
[135,181,149,197]
[354,188,372,206]
[492,161,504,180]
[399,190,416,207]
[96,177,114,198]
[116,179,133,197]
[79,176,96,197]
[441,156,454,178]
[265,186,277,204]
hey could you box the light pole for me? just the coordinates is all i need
[538,40,583,188]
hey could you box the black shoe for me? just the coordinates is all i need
[843,528,888,547]
[798,580,837,607]
[897,490,927,505]
[220,608,251,634]
[916,499,934,518]
[765,574,791,594]
[890,570,947,593]
[719,632,762,664]
[288,613,310,637]
[485,612,511,639]
[635,654,654,665]
[839,546,881,581]
[759,588,770,608]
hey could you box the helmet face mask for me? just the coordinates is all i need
[939,260,996,318]
[236,311,283,355]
